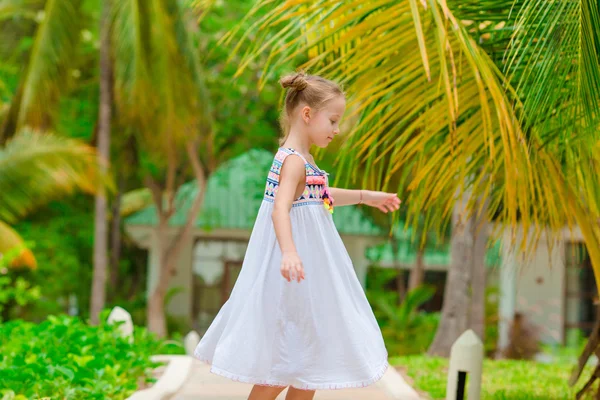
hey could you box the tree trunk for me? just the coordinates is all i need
[148,284,168,337]
[469,197,489,340]
[146,141,207,336]
[391,237,406,303]
[90,0,112,325]
[427,193,474,357]
[396,269,406,304]
[109,175,124,300]
[409,246,426,292]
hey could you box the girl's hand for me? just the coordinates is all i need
[281,251,305,283]
[363,191,401,213]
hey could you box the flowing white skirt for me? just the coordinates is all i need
[193,200,389,390]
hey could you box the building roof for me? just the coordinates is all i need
[366,239,501,267]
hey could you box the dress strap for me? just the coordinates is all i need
[279,147,309,166]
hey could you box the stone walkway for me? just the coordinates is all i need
[173,360,419,400]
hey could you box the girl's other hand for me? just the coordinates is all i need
[363,191,401,213]
[281,251,305,283]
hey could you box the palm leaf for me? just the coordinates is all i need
[120,187,153,217]
[0,219,36,269]
[112,0,206,150]
[0,129,110,224]
[504,0,600,139]
[223,1,532,237]
[14,0,83,130]
[110,0,155,127]
[0,0,38,20]
[223,0,600,283]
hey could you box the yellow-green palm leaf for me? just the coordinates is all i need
[12,0,82,131]
[222,0,600,278]
[0,0,38,20]
[0,220,36,269]
[111,0,212,150]
[0,130,108,224]
[223,1,531,231]
[120,187,153,217]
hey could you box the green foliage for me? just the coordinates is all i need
[12,195,149,322]
[485,285,500,357]
[0,250,40,322]
[0,312,184,399]
[196,0,302,160]
[13,196,95,319]
[366,268,438,356]
[0,274,40,322]
[392,355,596,399]
[367,268,500,357]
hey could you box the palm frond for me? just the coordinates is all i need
[111,0,155,127]
[16,0,83,130]
[504,0,600,139]
[0,130,110,223]
[225,1,532,235]
[224,1,600,281]
[120,187,153,217]
[112,0,207,152]
[0,219,36,269]
[0,0,38,20]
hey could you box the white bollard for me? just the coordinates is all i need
[107,306,134,344]
[184,331,200,356]
[446,329,483,400]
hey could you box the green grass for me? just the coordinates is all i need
[391,355,597,400]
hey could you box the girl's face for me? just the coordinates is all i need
[302,96,346,148]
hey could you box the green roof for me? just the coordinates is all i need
[125,149,384,236]
[366,239,501,267]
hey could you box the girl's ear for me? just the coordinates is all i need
[301,106,311,124]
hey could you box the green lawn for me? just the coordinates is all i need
[391,355,597,400]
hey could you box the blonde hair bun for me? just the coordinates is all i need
[277,70,344,145]
[280,71,308,91]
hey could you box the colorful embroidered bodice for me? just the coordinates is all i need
[264,147,334,213]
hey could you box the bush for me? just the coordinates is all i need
[0,311,184,399]
[367,279,439,356]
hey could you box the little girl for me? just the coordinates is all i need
[194,71,401,400]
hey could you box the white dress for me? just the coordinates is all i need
[193,147,389,390]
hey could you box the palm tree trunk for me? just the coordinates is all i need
[90,0,112,325]
[109,175,124,300]
[409,246,426,291]
[428,194,473,357]
[469,197,489,340]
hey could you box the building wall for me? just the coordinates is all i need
[513,239,565,344]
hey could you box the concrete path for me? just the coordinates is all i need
[173,360,420,400]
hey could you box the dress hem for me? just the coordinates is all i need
[192,350,389,391]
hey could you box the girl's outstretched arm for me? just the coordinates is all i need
[272,155,306,282]
[329,188,401,213]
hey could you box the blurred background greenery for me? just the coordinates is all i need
[1,0,600,398]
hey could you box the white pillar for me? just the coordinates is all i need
[498,232,517,352]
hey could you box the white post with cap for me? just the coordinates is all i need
[446,329,483,400]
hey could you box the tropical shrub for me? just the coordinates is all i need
[0,311,184,399]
